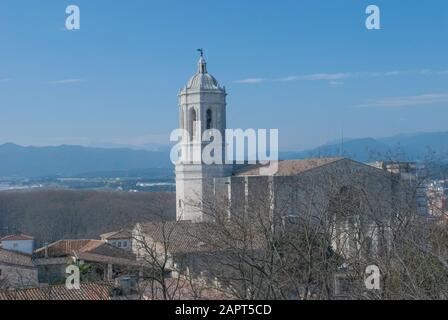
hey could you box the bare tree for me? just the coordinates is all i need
[186,156,448,300]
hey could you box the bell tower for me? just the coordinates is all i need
[175,51,230,222]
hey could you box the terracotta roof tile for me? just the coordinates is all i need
[138,221,264,254]
[139,221,217,254]
[233,158,344,176]
[143,278,234,300]
[34,240,137,266]
[34,240,100,258]
[100,230,132,240]
[0,282,113,300]
[77,252,141,267]
[0,234,34,241]
[0,248,35,268]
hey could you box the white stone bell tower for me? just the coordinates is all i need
[175,51,231,222]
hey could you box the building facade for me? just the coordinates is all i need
[0,234,35,255]
[101,230,133,251]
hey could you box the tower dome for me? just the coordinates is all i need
[186,55,222,90]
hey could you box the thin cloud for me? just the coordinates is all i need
[47,79,83,84]
[235,78,265,84]
[235,68,447,84]
[381,70,405,76]
[419,69,448,75]
[329,81,345,86]
[278,73,353,82]
[354,93,448,108]
[278,71,408,82]
[0,78,12,82]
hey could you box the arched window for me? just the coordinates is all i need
[206,109,213,130]
[189,108,197,141]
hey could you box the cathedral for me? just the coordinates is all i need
[128,53,421,290]
[175,53,416,237]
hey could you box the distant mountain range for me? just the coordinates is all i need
[1,131,447,178]
[281,131,448,163]
[0,143,171,178]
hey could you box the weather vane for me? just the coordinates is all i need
[197,48,204,57]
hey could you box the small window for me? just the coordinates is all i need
[123,241,127,247]
[118,242,122,247]
[13,243,18,248]
[206,109,213,129]
[189,108,197,141]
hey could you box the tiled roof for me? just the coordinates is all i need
[78,240,106,253]
[143,278,234,300]
[138,221,264,254]
[0,282,113,300]
[34,239,137,266]
[77,241,139,266]
[0,234,34,241]
[34,240,99,258]
[233,158,344,176]
[33,257,71,266]
[0,248,35,268]
[77,252,141,267]
[139,221,217,254]
[100,229,132,240]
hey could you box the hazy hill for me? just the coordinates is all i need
[282,131,448,163]
[1,131,447,178]
[0,143,171,178]
[0,190,175,246]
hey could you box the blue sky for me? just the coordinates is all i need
[0,0,447,150]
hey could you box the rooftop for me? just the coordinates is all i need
[0,234,34,241]
[0,282,113,300]
[100,229,132,240]
[138,220,265,255]
[138,221,215,254]
[143,278,234,300]
[34,239,98,258]
[233,158,345,177]
[34,239,138,266]
[0,248,35,268]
